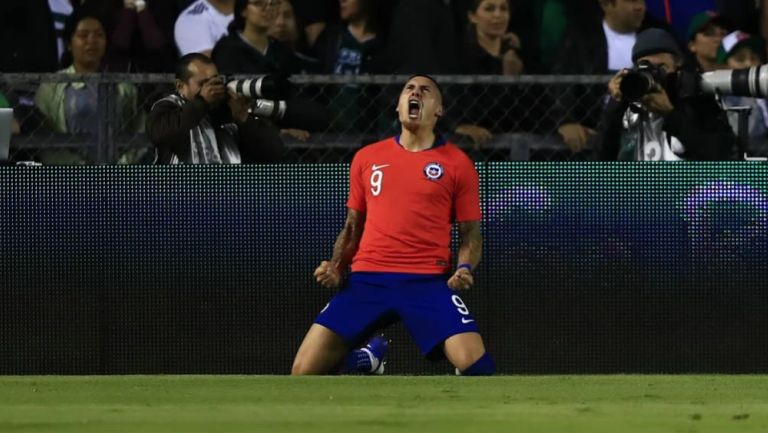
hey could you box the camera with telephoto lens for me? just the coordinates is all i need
[225,75,290,100]
[223,75,329,131]
[699,64,768,99]
[621,61,768,103]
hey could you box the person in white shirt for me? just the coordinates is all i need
[174,0,235,56]
[554,0,647,152]
[603,19,637,72]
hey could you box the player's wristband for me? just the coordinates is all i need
[457,263,473,274]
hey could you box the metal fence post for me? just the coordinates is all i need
[97,79,117,164]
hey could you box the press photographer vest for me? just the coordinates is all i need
[619,108,685,161]
[153,94,241,164]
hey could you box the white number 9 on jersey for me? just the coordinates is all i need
[370,170,383,196]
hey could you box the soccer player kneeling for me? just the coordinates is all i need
[291,75,494,376]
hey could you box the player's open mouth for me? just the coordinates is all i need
[408,99,421,119]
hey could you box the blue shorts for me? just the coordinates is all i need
[315,272,480,357]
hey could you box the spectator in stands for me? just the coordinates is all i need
[312,0,385,74]
[261,0,317,142]
[270,0,323,72]
[718,31,768,157]
[452,0,524,148]
[686,11,730,72]
[555,0,648,75]
[35,11,140,164]
[553,0,663,152]
[595,28,735,160]
[308,0,385,136]
[57,1,118,69]
[268,0,300,49]
[174,0,234,56]
[107,0,181,72]
[147,53,284,164]
[645,0,760,45]
[212,0,315,75]
[462,0,522,75]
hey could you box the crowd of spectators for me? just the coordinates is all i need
[4,0,762,75]
[1,0,768,162]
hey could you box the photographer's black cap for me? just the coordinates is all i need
[631,28,683,63]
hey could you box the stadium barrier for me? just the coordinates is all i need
[1,163,766,374]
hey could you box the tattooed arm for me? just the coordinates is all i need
[447,220,483,290]
[314,208,366,288]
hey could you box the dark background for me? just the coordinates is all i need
[1,163,767,375]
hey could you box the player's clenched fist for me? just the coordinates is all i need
[447,268,474,290]
[314,261,342,288]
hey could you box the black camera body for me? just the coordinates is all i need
[619,60,671,103]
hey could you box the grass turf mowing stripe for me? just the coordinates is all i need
[0,376,767,433]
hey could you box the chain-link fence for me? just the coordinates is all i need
[1,73,621,164]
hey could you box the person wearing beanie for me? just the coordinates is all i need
[719,31,768,157]
[630,27,683,62]
[550,0,669,153]
[595,27,736,160]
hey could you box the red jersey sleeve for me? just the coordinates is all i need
[453,157,481,221]
[346,152,367,212]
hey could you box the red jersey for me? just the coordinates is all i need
[346,136,481,274]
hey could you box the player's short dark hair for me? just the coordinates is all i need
[407,74,443,100]
[175,53,215,82]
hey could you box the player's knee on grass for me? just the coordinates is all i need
[291,357,314,375]
[291,352,313,375]
[459,352,495,376]
[444,333,487,371]
[291,347,340,375]
[448,350,483,371]
[292,325,350,375]
[291,347,347,375]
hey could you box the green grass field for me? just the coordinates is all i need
[1,376,767,433]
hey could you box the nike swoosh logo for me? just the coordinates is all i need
[461,318,475,324]
[371,164,390,171]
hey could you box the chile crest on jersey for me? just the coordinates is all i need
[423,162,444,180]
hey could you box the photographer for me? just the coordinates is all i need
[146,53,284,164]
[596,28,736,160]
